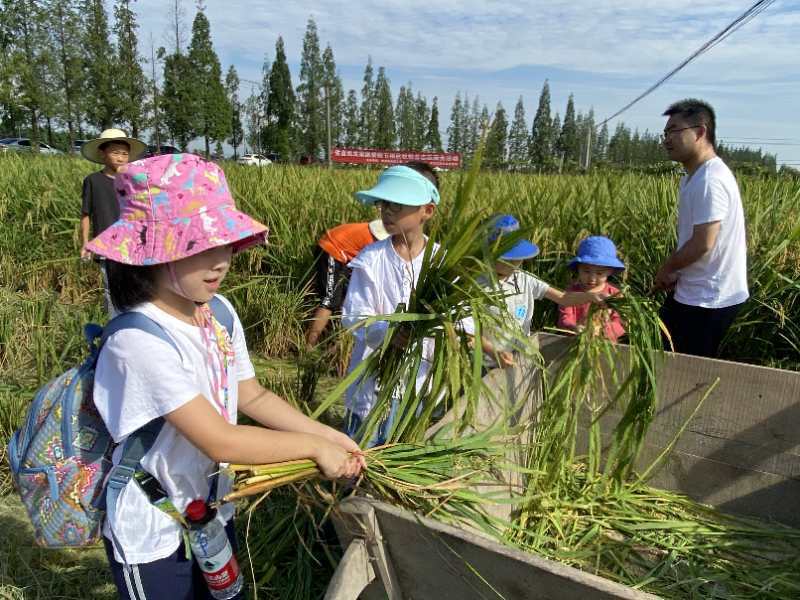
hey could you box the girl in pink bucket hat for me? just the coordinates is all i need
[87,154,363,599]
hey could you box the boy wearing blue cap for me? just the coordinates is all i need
[558,236,625,342]
[474,216,609,369]
[341,162,441,444]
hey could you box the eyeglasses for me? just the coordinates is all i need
[377,200,407,214]
[660,125,701,142]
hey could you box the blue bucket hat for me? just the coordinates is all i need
[355,165,440,206]
[489,215,540,261]
[568,236,625,270]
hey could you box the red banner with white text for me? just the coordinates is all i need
[332,147,461,169]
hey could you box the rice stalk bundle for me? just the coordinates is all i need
[223,432,511,539]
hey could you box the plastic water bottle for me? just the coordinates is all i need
[185,499,244,599]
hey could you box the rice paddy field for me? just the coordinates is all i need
[1,153,799,598]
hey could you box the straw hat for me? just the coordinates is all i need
[81,128,147,164]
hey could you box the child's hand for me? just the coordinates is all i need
[586,291,609,304]
[497,350,515,368]
[313,439,364,480]
[322,427,367,470]
[80,245,92,261]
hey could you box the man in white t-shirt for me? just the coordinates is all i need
[654,99,748,358]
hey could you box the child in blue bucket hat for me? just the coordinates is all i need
[466,216,610,369]
[558,235,625,341]
[341,162,441,447]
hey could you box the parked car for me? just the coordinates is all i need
[143,144,181,158]
[71,139,88,153]
[237,153,272,167]
[0,137,62,154]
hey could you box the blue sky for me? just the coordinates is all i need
[133,1,800,165]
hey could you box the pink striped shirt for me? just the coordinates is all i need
[557,282,625,342]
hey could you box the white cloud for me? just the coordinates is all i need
[134,0,797,80]
[130,1,799,161]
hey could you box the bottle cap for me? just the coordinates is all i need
[185,499,208,522]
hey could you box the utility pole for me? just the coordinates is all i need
[150,37,161,151]
[325,83,332,168]
[584,126,592,170]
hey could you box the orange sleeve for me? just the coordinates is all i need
[319,222,374,263]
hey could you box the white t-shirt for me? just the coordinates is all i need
[342,237,439,419]
[462,271,549,367]
[675,157,749,308]
[93,295,255,564]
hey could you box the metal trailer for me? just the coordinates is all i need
[325,333,800,599]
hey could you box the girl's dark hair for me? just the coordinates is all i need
[106,260,160,311]
[403,161,440,190]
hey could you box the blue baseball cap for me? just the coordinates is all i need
[355,166,440,206]
[489,215,540,261]
[568,236,625,270]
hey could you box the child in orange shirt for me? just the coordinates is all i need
[558,236,626,342]
[306,220,389,345]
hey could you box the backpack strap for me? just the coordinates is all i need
[208,295,235,339]
[94,313,179,565]
[99,312,181,356]
[97,304,233,565]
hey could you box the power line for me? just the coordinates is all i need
[722,140,800,146]
[599,0,777,127]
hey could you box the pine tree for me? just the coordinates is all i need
[395,83,416,150]
[446,92,462,154]
[264,37,295,160]
[373,66,394,149]
[114,0,145,137]
[225,65,243,159]
[0,4,27,137]
[608,122,630,165]
[358,57,375,147]
[551,112,561,160]
[296,17,324,158]
[557,93,579,164]
[478,103,489,148]
[257,52,270,153]
[413,92,429,151]
[187,7,230,157]
[47,0,83,151]
[83,0,117,130]
[485,102,507,169]
[528,79,552,170]
[595,121,609,162]
[242,91,261,153]
[7,0,52,149]
[507,96,528,170]
[322,44,343,148]
[343,89,359,147]
[465,95,479,159]
[161,51,194,149]
[425,96,442,152]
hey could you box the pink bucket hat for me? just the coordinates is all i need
[86,153,268,265]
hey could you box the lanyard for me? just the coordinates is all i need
[193,304,234,423]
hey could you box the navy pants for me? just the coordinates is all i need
[103,521,244,600]
[659,295,743,358]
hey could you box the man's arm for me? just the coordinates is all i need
[654,221,720,290]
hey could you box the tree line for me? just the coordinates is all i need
[0,1,778,172]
